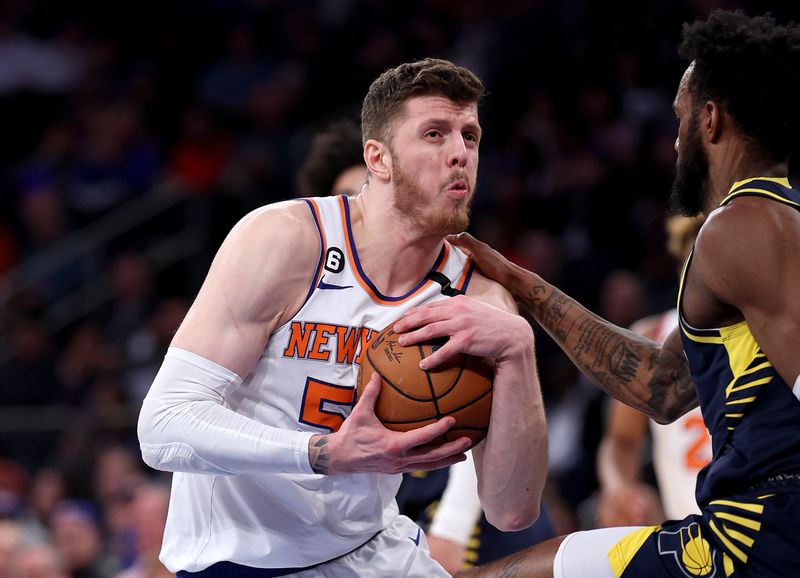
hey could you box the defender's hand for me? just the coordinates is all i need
[448,233,521,289]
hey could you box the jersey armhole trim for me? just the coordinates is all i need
[301,199,326,308]
[455,258,476,294]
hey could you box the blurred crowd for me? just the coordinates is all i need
[0,0,793,576]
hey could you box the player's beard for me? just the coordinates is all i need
[669,109,709,217]
[392,160,472,237]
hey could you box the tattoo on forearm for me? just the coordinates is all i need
[574,318,642,387]
[524,282,696,420]
[310,436,331,475]
[498,552,528,578]
[529,288,573,341]
[528,285,548,306]
[647,345,695,417]
[607,341,639,383]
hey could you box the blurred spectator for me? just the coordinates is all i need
[57,322,121,406]
[124,297,190,403]
[0,520,23,577]
[114,483,170,578]
[199,24,271,117]
[9,542,69,578]
[103,253,157,347]
[168,106,232,194]
[0,221,19,275]
[49,501,118,578]
[0,16,85,96]
[67,101,161,222]
[27,469,66,529]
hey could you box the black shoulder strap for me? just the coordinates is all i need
[426,271,463,297]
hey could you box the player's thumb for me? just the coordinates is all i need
[356,372,381,413]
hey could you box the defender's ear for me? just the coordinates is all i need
[703,100,722,145]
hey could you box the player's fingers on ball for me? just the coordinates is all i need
[395,301,451,332]
[397,320,452,347]
[406,436,471,461]
[402,416,456,447]
[406,452,468,472]
[418,339,460,370]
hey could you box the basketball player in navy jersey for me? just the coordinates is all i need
[137,58,547,577]
[399,11,800,578]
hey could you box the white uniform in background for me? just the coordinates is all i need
[648,309,712,519]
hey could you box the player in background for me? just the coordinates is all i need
[399,11,800,578]
[297,119,555,574]
[138,58,548,577]
[296,119,366,198]
[596,215,709,528]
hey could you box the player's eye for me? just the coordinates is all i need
[425,130,442,139]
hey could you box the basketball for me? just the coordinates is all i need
[356,322,494,446]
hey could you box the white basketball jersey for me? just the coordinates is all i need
[648,309,712,519]
[160,195,475,571]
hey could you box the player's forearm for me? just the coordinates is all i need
[597,437,642,491]
[509,274,694,422]
[429,451,482,546]
[475,338,546,531]
[138,348,315,476]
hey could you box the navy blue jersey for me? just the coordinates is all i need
[678,177,800,507]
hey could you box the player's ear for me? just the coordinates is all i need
[704,100,722,144]
[364,139,392,182]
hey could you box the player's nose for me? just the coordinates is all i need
[447,137,468,168]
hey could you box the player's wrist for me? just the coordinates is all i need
[506,265,543,302]
[308,433,335,474]
[496,317,535,361]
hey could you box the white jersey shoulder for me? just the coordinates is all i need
[161,195,475,571]
[649,309,712,519]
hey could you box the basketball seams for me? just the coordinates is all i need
[440,386,493,416]
[360,323,493,446]
[439,355,466,398]
[418,345,444,417]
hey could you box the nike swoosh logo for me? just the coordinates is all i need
[408,527,421,546]
[317,276,353,290]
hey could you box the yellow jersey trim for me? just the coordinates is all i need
[608,526,660,578]
[729,176,791,190]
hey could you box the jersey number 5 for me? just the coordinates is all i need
[299,378,356,432]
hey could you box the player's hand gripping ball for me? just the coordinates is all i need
[356,322,493,446]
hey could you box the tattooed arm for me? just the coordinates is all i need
[451,234,697,423]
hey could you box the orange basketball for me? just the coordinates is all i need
[356,322,493,446]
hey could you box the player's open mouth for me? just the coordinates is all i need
[446,180,469,199]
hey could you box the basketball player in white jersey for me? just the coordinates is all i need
[137,58,548,577]
[596,216,710,527]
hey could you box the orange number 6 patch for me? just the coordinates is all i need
[299,378,356,432]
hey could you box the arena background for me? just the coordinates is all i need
[0,1,796,576]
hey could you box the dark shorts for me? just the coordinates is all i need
[465,506,555,567]
[614,487,800,578]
